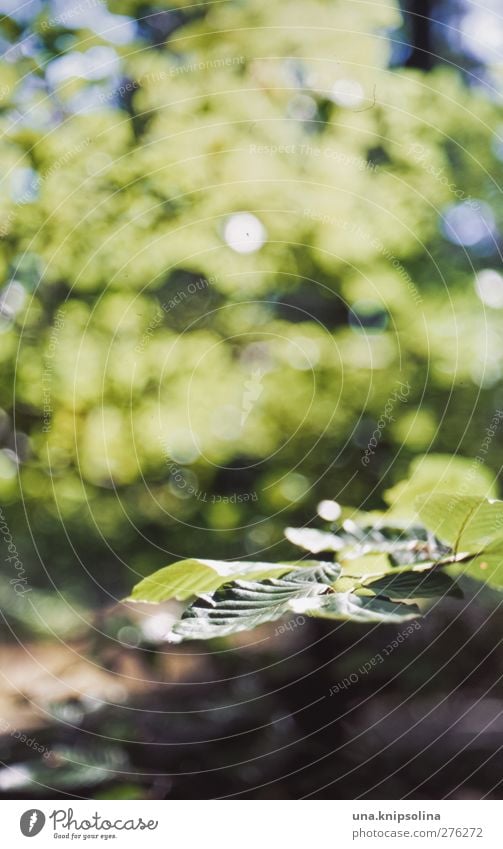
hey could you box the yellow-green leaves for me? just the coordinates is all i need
[131,494,503,641]
[385,455,497,519]
[127,559,303,602]
[165,561,422,641]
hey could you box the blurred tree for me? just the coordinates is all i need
[0,0,501,612]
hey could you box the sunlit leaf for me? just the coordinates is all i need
[127,559,300,602]
[339,553,392,579]
[416,494,503,589]
[457,548,503,588]
[417,494,503,554]
[385,455,497,518]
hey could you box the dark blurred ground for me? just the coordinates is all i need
[1,583,502,799]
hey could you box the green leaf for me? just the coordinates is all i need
[127,559,300,602]
[284,526,343,553]
[168,564,340,641]
[339,552,435,581]
[281,561,341,585]
[451,547,503,589]
[417,494,503,590]
[334,522,441,567]
[385,455,497,519]
[297,593,421,623]
[417,494,503,553]
[364,568,463,599]
[340,553,392,579]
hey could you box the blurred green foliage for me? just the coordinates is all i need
[0,0,502,614]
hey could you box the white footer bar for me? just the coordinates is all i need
[2,800,499,848]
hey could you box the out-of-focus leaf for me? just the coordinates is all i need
[0,746,128,793]
[385,455,497,518]
[284,526,344,553]
[333,520,445,566]
[0,578,87,640]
